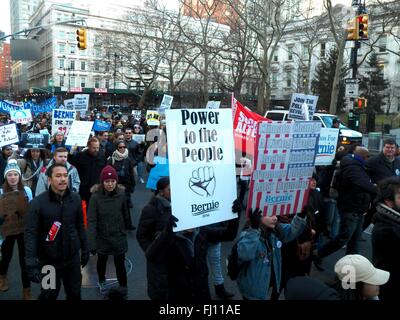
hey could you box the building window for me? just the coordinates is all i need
[68,33,76,41]
[58,43,65,54]
[94,62,100,71]
[70,60,75,70]
[105,79,110,88]
[70,76,76,88]
[58,30,66,39]
[80,78,86,88]
[378,35,387,52]
[287,71,292,87]
[105,64,110,72]
[274,53,278,62]
[69,45,75,54]
[59,75,64,87]
[59,59,64,69]
[80,61,86,71]
[94,78,100,88]
[321,43,326,58]
[272,73,277,88]
[288,47,293,61]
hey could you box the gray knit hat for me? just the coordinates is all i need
[4,159,21,178]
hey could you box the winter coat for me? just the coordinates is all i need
[69,149,106,201]
[125,139,138,165]
[24,187,88,269]
[87,184,129,256]
[106,157,135,193]
[371,203,400,301]
[337,154,377,214]
[366,152,400,184]
[35,159,81,196]
[136,195,239,301]
[0,155,7,185]
[236,215,307,300]
[17,158,47,196]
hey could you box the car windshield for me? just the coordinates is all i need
[320,116,348,129]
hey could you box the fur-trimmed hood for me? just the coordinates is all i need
[90,183,126,194]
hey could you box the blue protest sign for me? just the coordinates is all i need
[93,120,111,132]
[146,156,169,191]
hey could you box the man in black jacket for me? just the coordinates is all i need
[24,163,89,300]
[313,146,377,268]
[372,176,400,301]
[69,137,107,202]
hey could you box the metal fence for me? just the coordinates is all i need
[362,133,397,155]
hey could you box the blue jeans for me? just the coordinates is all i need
[318,211,364,258]
[136,161,146,180]
[324,199,340,239]
[207,242,224,286]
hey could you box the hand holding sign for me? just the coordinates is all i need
[189,166,216,197]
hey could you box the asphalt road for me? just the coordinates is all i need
[0,181,372,300]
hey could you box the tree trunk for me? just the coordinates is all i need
[138,86,150,109]
[329,41,345,115]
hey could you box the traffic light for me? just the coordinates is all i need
[357,97,367,109]
[346,18,359,41]
[358,14,369,40]
[76,28,87,50]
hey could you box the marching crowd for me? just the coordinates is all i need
[0,110,399,301]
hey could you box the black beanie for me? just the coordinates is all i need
[156,177,170,192]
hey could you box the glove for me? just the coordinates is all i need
[90,250,97,256]
[27,266,42,284]
[164,215,179,234]
[81,252,90,268]
[249,208,262,229]
[232,199,242,214]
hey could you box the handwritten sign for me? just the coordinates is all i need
[0,123,19,147]
[288,93,318,121]
[52,109,76,136]
[73,94,90,112]
[65,121,94,146]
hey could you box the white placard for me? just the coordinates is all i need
[288,93,318,121]
[206,101,221,109]
[132,110,142,120]
[52,109,76,136]
[159,94,173,114]
[10,109,33,124]
[315,128,339,166]
[146,110,160,126]
[73,94,90,111]
[132,134,145,143]
[166,109,237,232]
[0,123,19,147]
[65,121,94,146]
[64,99,75,110]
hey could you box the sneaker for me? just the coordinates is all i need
[98,281,108,295]
[139,178,145,184]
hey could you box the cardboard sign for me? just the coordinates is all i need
[10,109,33,124]
[132,134,145,143]
[159,94,173,114]
[206,101,221,109]
[315,128,339,166]
[64,99,75,110]
[166,109,237,232]
[288,93,318,121]
[52,109,76,136]
[0,123,19,147]
[73,94,90,112]
[20,133,50,149]
[65,121,94,146]
[132,110,142,120]
[93,120,112,132]
[146,110,160,126]
[0,191,29,237]
[247,121,321,216]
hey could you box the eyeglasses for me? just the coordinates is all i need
[134,126,140,129]
[118,146,126,149]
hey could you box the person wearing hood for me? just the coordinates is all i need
[87,166,129,296]
[313,146,378,269]
[35,147,80,196]
[136,177,241,301]
[372,176,400,300]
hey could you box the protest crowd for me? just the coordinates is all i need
[0,98,398,302]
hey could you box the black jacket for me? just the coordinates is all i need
[24,187,89,269]
[136,195,239,301]
[69,150,106,200]
[107,157,135,193]
[372,203,400,301]
[366,152,400,184]
[337,154,377,214]
[125,139,139,165]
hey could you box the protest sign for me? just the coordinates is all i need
[132,110,142,121]
[93,119,112,132]
[64,99,75,110]
[25,96,57,115]
[166,109,237,231]
[159,95,173,114]
[0,100,20,113]
[132,134,145,143]
[247,121,321,216]
[73,94,90,111]
[40,129,49,135]
[52,109,76,136]
[206,101,221,109]
[315,128,339,166]
[288,93,318,121]
[65,121,94,146]
[20,133,50,149]
[0,191,29,237]
[0,123,19,147]
[10,109,32,124]
[146,110,160,126]
[146,156,169,191]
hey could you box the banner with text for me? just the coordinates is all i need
[93,119,112,132]
[288,93,318,121]
[0,123,19,147]
[315,128,339,166]
[247,121,321,216]
[166,109,237,232]
[52,109,76,136]
[10,109,32,124]
[159,94,173,115]
[73,94,90,112]
[65,121,94,146]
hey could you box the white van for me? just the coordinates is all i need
[264,110,362,146]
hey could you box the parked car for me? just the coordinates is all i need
[264,110,362,146]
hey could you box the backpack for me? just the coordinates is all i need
[329,167,342,200]
[227,241,249,281]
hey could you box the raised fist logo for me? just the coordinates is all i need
[189,167,216,197]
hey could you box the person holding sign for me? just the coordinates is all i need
[0,160,33,299]
[50,131,70,154]
[235,208,307,300]
[136,177,242,301]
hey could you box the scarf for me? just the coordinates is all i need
[22,159,44,181]
[111,148,128,165]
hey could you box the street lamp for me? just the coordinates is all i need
[106,52,123,107]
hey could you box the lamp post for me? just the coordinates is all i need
[106,52,123,107]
